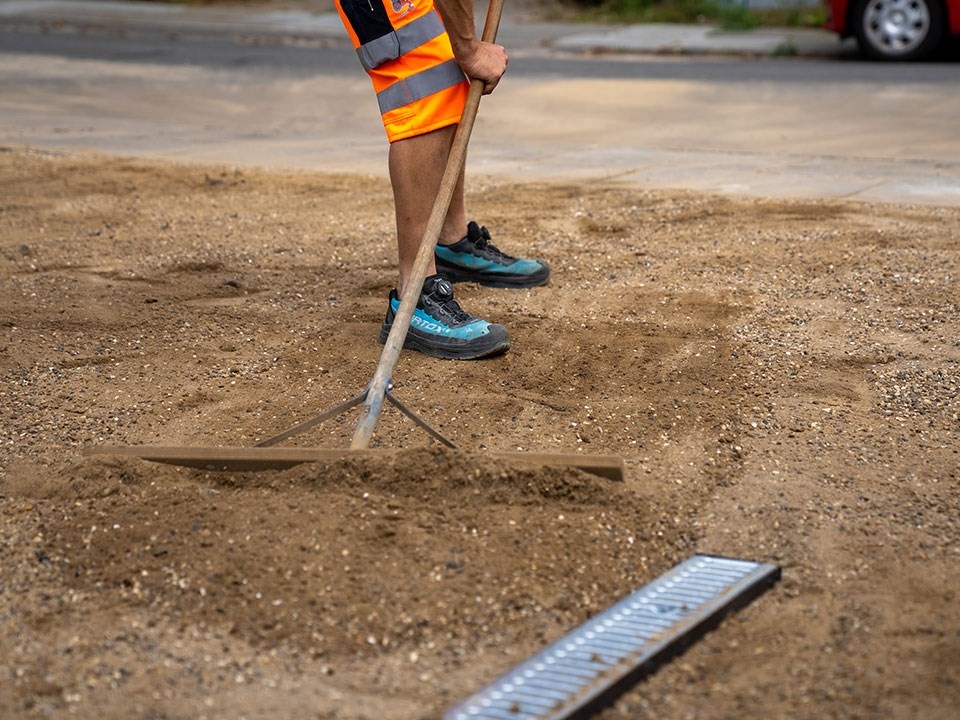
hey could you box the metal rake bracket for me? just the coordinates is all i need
[254,384,458,449]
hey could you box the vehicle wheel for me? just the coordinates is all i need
[853,0,945,60]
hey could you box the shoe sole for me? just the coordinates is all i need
[378,323,511,360]
[436,260,551,289]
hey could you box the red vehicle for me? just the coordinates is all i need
[824,0,960,59]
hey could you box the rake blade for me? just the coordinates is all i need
[83,445,625,481]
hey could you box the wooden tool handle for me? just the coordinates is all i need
[352,0,506,449]
[479,0,505,44]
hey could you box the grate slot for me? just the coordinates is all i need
[535,661,598,681]
[497,679,569,702]
[572,636,642,656]
[521,676,587,695]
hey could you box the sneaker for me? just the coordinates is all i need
[378,274,510,360]
[435,221,550,288]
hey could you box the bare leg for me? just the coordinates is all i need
[388,124,468,298]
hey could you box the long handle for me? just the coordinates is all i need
[351,0,505,449]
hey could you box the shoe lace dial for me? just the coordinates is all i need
[423,277,473,324]
[473,224,517,263]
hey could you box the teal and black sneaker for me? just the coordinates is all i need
[435,221,550,288]
[378,274,510,360]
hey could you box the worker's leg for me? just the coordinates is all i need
[381,124,509,360]
[390,123,550,297]
[388,124,467,299]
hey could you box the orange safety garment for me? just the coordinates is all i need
[334,0,469,143]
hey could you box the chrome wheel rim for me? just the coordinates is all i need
[862,0,932,56]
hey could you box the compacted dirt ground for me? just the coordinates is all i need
[1,147,958,719]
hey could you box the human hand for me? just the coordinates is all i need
[457,40,508,95]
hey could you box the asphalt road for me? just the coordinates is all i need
[2,16,959,204]
[2,18,958,83]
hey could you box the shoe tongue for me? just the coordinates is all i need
[467,221,490,247]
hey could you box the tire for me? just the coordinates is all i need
[853,0,945,60]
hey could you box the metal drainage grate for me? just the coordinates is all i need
[444,554,780,720]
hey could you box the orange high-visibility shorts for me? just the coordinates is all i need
[335,0,470,143]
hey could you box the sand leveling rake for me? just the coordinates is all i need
[87,0,625,483]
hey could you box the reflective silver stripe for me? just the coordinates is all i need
[357,10,445,71]
[376,59,466,115]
